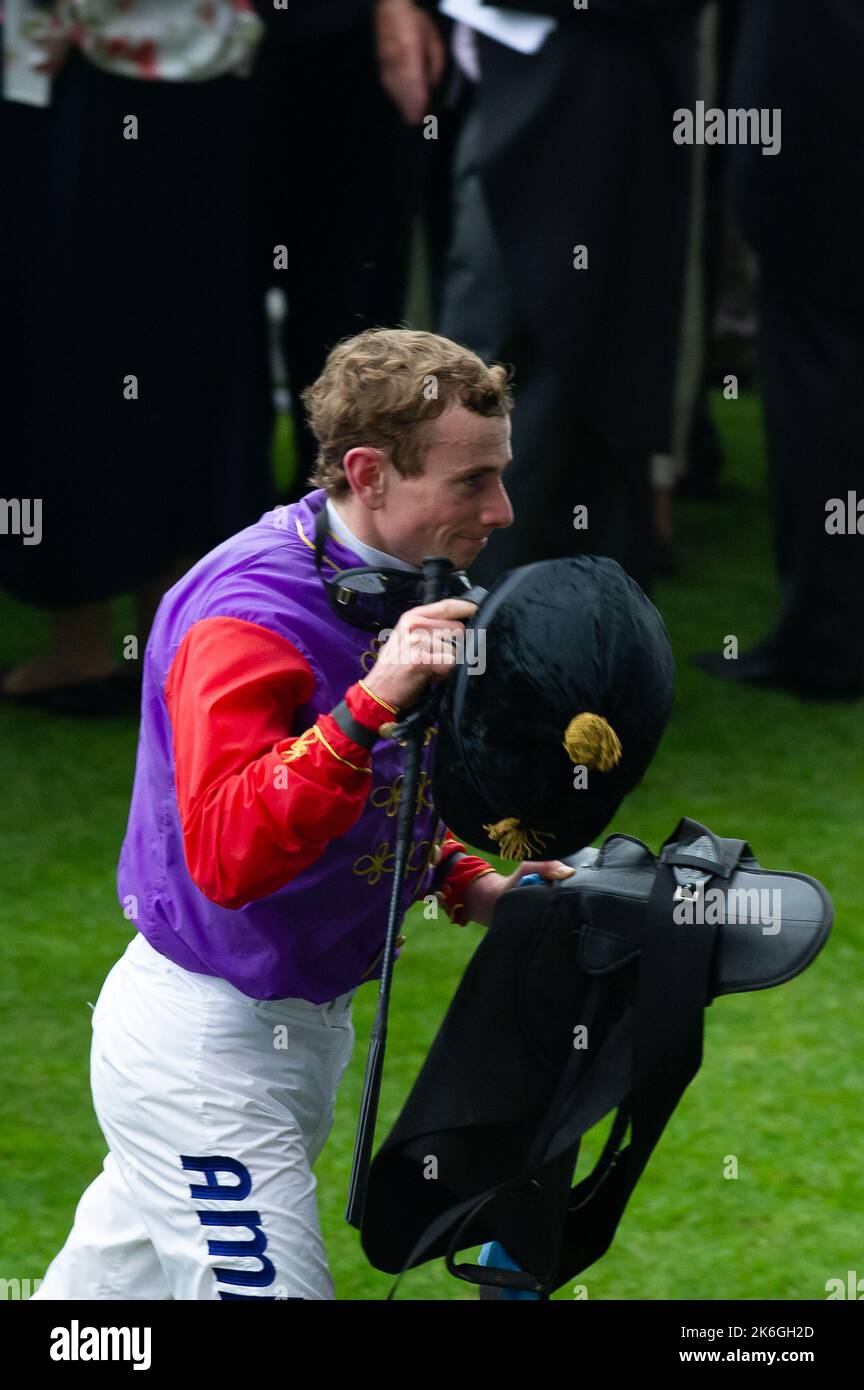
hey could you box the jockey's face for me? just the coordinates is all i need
[341,402,514,572]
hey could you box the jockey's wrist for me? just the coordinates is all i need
[330,681,400,746]
[356,677,400,720]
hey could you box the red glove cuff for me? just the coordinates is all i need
[435,835,497,926]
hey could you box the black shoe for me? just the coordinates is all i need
[692,643,863,700]
[0,665,141,717]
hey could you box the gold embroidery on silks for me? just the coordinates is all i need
[360,635,386,675]
[358,723,438,881]
[370,770,435,819]
[415,770,434,811]
[407,839,433,874]
[280,724,369,774]
[353,842,396,885]
[353,835,439,885]
[282,728,317,764]
[371,779,402,817]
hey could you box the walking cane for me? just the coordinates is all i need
[345,556,455,1229]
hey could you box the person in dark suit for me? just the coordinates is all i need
[695,0,864,697]
[252,0,445,495]
[425,0,705,593]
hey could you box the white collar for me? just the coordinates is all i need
[325,498,421,573]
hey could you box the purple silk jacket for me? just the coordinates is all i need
[117,489,444,1002]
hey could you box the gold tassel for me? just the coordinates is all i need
[483,817,554,861]
[562,712,622,772]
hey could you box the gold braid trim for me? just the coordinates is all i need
[314,724,372,775]
[282,723,371,775]
[357,679,399,716]
[562,712,622,771]
[293,516,341,571]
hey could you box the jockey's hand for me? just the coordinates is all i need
[362,598,478,713]
[462,859,575,929]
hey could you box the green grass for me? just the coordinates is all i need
[1,393,861,1300]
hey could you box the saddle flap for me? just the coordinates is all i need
[702,868,833,995]
[559,855,832,996]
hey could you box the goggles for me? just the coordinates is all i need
[314,503,486,634]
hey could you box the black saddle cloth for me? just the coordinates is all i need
[360,818,832,1295]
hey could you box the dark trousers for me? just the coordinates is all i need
[760,276,864,686]
[436,92,654,594]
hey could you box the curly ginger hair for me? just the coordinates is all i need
[302,327,514,496]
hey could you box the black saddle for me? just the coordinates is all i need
[359,818,832,1297]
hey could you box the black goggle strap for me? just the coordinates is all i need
[315,498,487,627]
[316,500,412,597]
[314,500,329,572]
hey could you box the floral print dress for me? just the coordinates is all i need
[3,0,264,105]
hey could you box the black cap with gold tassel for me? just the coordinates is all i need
[431,556,675,861]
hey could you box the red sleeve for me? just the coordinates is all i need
[435,828,497,927]
[164,616,391,910]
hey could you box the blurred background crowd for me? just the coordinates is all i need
[2,0,862,712]
[3,2,861,1304]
